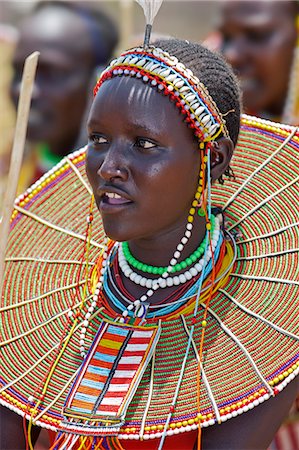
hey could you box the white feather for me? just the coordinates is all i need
[136,0,164,25]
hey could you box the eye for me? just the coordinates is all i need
[88,134,108,145]
[135,138,157,150]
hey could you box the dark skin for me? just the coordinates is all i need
[1,76,297,449]
[10,5,96,156]
[219,1,297,119]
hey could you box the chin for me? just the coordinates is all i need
[102,221,133,243]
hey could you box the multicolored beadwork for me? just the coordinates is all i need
[94,46,229,143]
[0,116,298,447]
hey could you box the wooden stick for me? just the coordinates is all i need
[0,51,39,298]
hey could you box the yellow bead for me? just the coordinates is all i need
[151,425,157,431]
[283,371,288,378]
[188,419,194,425]
[170,423,176,429]
[130,427,136,432]
[176,422,182,428]
[195,192,201,200]
[202,320,207,327]
[206,222,211,230]
[192,200,198,207]
[157,425,164,430]
[268,380,274,386]
[182,421,188,426]
[188,215,194,223]
[288,368,293,374]
[189,207,196,215]
[203,156,208,162]
[199,143,205,149]
[145,426,151,431]
[273,377,279,384]
[278,374,284,381]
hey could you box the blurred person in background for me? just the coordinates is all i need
[7,0,119,194]
[218,0,298,125]
[218,3,299,449]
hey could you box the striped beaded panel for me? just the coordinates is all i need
[62,320,160,434]
[0,116,298,441]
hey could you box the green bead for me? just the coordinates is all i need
[197,208,205,216]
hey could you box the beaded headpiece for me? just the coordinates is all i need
[94,46,229,144]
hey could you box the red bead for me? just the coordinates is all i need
[170,405,175,413]
[274,387,279,395]
[191,317,196,325]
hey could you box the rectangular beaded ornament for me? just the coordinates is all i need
[62,319,161,435]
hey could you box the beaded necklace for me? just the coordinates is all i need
[101,233,223,319]
[121,214,216,275]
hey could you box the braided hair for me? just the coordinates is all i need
[154,38,241,146]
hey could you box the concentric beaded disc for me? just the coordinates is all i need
[0,116,298,440]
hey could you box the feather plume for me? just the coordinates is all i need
[136,0,163,25]
[136,0,164,47]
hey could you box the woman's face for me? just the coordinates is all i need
[219,1,297,116]
[86,76,201,242]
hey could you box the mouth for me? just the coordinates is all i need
[98,189,133,213]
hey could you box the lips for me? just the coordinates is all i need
[98,188,133,213]
[103,192,132,205]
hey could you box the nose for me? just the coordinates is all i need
[97,142,129,183]
[222,37,246,70]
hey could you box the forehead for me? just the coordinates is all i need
[221,1,294,25]
[90,77,178,123]
[88,76,194,142]
[15,7,92,62]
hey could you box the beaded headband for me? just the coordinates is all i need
[94,46,230,144]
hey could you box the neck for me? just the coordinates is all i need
[127,215,207,269]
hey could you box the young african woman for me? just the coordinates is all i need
[0,6,298,450]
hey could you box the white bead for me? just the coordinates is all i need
[134,300,141,307]
[135,274,142,284]
[190,267,198,277]
[185,271,192,280]
[139,277,147,287]
[83,320,89,327]
[80,346,85,352]
[119,317,125,323]
[67,310,73,317]
[181,237,188,245]
[186,223,193,230]
[159,279,167,288]
[128,304,134,311]
[177,244,184,251]
[124,269,131,277]
[166,277,174,287]
[122,310,128,317]
[173,276,180,286]
[88,307,94,313]
[129,273,137,282]
[80,339,85,346]
[179,274,187,283]
[81,328,86,334]
[80,334,85,340]
[170,258,177,266]
[145,279,152,289]
[174,251,181,259]
[185,230,191,238]
[85,313,91,319]
[81,352,86,357]
[91,301,97,308]
[28,396,34,403]
[140,295,148,302]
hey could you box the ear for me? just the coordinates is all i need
[210,137,234,183]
